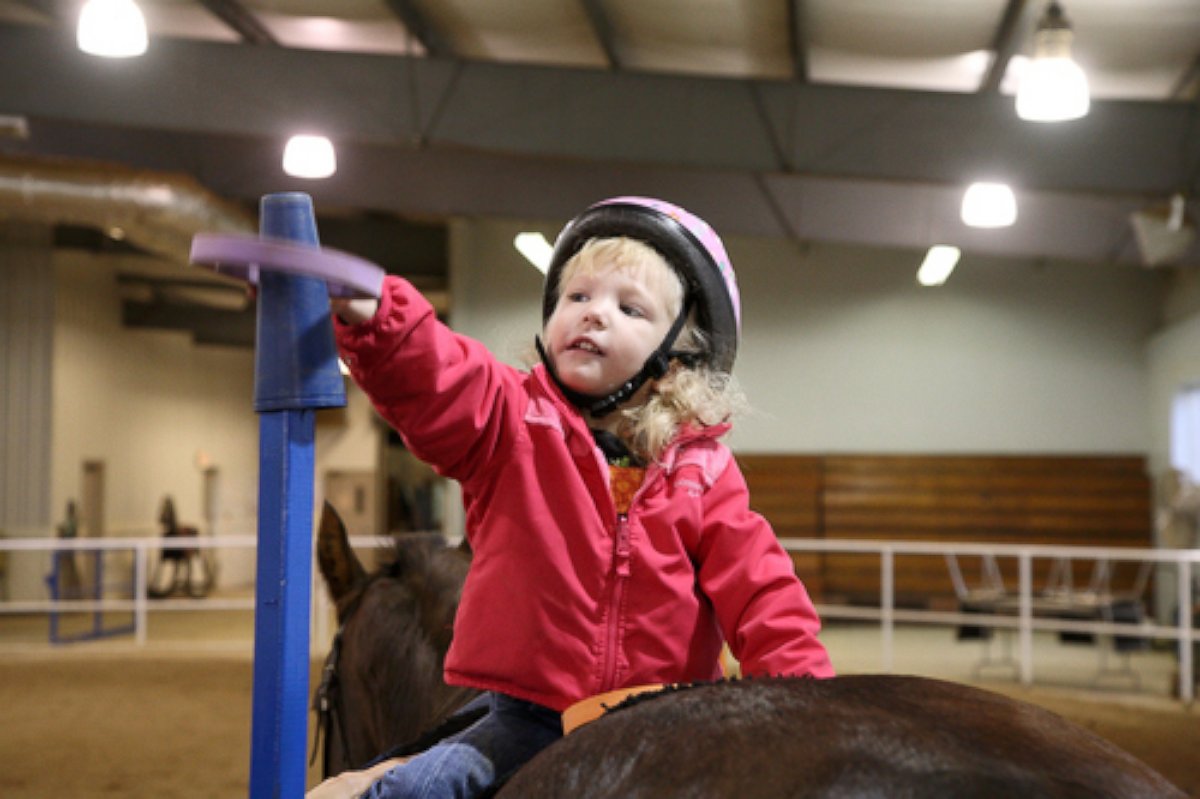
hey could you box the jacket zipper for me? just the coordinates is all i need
[601,512,633,690]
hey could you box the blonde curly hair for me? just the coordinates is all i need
[553,237,746,462]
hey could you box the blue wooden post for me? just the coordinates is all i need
[248,193,345,798]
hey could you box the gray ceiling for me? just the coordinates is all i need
[1,0,1199,306]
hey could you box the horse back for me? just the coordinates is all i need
[499,675,1185,799]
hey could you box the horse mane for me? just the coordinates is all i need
[602,681,703,715]
[601,674,817,719]
[335,535,468,638]
[372,534,469,653]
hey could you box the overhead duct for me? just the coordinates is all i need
[0,153,254,263]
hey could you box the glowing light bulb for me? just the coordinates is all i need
[283,135,337,179]
[961,182,1017,229]
[1015,2,1090,122]
[77,0,148,58]
[1016,56,1090,121]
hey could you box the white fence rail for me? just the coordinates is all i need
[0,534,398,648]
[1,535,257,646]
[1,535,1197,702]
[780,538,1199,703]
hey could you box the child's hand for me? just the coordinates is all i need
[305,757,407,798]
[331,298,380,325]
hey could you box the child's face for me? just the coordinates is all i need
[544,253,682,401]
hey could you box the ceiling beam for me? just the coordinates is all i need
[1169,51,1200,102]
[384,0,454,57]
[1,25,1196,267]
[1,26,1188,196]
[12,1,59,22]
[787,0,809,83]
[13,116,1192,268]
[196,0,277,46]
[979,0,1029,93]
[579,0,621,70]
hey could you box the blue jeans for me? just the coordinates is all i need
[364,692,562,799]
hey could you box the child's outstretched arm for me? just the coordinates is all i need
[331,276,525,486]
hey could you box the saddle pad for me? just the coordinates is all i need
[561,684,665,735]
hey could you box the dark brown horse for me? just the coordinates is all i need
[314,503,1185,798]
[504,676,1183,798]
[314,501,476,776]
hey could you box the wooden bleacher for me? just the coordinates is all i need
[737,454,1153,608]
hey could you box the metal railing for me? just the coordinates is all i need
[780,538,1199,703]
[0,533,411,650]
[2,535,1197,702]
[0,534,258,646]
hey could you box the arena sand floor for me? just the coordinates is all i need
[0,614,1197,798]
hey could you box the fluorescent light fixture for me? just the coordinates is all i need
[77,0,148,58]
[1016,2,1089,122]
[514,232,553,273]
[917,246,961,287]
[283,135,337,179]
[961,182,1017,228]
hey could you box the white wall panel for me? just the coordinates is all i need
[449,216,1163,455]
[51,252,261,533]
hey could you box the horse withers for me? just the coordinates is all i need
[313,503,1185,798]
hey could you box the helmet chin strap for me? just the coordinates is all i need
[537,297,695,419]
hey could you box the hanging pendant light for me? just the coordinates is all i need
[282,135,337,179]
[77,0,149,58]
[961,182,1018,228]
[1016,1,1090,122]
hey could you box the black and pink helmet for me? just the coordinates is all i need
[541,196,741,375]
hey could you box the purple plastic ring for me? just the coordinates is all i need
[190,233,385,299]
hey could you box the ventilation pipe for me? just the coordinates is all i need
[0,153,254,263]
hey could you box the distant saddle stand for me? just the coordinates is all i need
[148,496,214,599]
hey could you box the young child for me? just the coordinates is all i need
[316,197,833,799]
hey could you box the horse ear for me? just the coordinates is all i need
[317,500,368,613]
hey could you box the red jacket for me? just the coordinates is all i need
[336,277,833,712]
